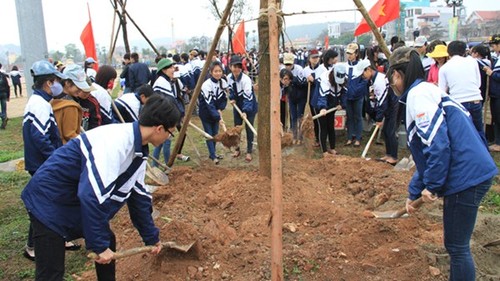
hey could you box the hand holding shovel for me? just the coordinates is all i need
[88,241,195,260]
[370,197,424,219]
[312,105,342,120]
[231,102,258,136]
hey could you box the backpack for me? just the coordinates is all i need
[0,73,7,92]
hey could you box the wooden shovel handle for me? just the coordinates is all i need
[392,197,424,218]
[312,105,341,120]
[232,103,258,136]
[361,125,380,158]
[188,122,213,139]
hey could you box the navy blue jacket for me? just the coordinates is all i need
[400,80,497,200]
[23,89,62,173]
[21,122,159,253]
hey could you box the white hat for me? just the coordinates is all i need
[334,64,347,85]
[355,59,372,74]
[414,36,427,48]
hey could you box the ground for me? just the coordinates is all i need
[74,149,500,281]
[2,85,499,281]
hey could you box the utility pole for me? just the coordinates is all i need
[15,0,49,95]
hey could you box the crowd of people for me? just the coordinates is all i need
[0,31,498,280]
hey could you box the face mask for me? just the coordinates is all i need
[107,81,114,90]
[50,81,63,96]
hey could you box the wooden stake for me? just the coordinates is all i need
[268,2,284,280]
[352,0,391,58]
[167,0,235,168]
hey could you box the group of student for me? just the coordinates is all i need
[19,58,181,281]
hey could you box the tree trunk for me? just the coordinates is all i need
[257,0,271,178]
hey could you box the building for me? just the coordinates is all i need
[328,22,356,39]
[404,6,453,41]
[465,11,500,39]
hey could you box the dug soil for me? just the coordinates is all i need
[80,153,500,281]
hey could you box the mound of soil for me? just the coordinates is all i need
[80,154,500,280]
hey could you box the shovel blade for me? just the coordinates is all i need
[163,241,196,252]
[371,210,409,219]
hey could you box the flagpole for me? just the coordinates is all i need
[352,0,391,58]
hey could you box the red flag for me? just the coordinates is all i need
[325,35,329,50]
[80,3,98,70]
[354,0,400,36]
[232,20,246,54]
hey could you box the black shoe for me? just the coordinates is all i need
[23,249,35,261]
[1,118,8,129]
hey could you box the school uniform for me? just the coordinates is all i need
[23,89,62,174]
[316,70,344,152]
[91,83,114,125]
[21,121,158,281]
[199,77,228,160]
[227,71,258,154]
[115,93,142,122]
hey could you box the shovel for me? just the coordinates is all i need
[87,241,196,260]
[361,124,380,159]
[145,162,169,186]
[312,105,342,120]
[231,103,258,136]
[370,197,424,219]
[188,122,214,140]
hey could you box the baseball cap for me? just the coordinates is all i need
[230,55,243,65]
[355,59,372,74]
[334,64,347,85]
[85,57,96,64]
[157,58,175,72]
[31,60,67,79]
[346,43,358,54]
[488,34,500,44]
[414,36,427,48]
[63,64,95,92]
[309,49,320,58]
[283,53,295,65]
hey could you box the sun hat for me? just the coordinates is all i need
[414,36,428,48]
[488,34,500,44]
[355,59,372,74]
[31,60,67,79]
[230,55,243,65]
[283,53,295,64]
[334,64,347,85]
[346,43,358,54]
[63,64,95,92]
[427,45,449,58]
[157,58,175,72]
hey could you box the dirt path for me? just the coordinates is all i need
[7,84,28,118]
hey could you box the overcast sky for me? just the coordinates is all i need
[1,0,499,52]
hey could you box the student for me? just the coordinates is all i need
[282,53,307,144]
[21,95,178,281]
[115,84,156,123]
[309,49,338,147]
[483,34,500,151]
[344,43,369,147]
[91,65,117,125]
[51,64,93,144]
[317,64,347,157]
[426,44,448,85]
[388,47,497,281]
[0,63,10,129]
[199,61,228,164]
[227,55,258,162]
[279,69,293,131]
[84,57,97,82]
[22,60,68,260]
[357,59,399,165]
[152,58,190,165]
[10,65,22,97]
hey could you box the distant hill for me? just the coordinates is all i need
[284,23,330,40]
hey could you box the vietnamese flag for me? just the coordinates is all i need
[232,20,246,55]
[325,35,329,50]
[354,0,400,36]
[80,3,98,70]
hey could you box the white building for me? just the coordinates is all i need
[404,6,453,40]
